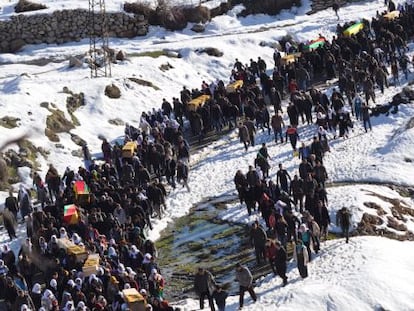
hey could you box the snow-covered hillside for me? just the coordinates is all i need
[176,236,414,311]
[0,0,414,310]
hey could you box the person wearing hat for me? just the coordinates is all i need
[235,263,257,309]
[194,267,217,311]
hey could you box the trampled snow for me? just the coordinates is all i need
[0,0,414,310]
[174,236,414,311]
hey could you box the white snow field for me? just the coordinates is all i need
[175,236,414,311]
[0,0,414,310]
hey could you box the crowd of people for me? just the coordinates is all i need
[226,1,414,308]
[0,104,193,310]
[0,1,413,311]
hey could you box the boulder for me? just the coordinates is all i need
[68,56,83,68]
[9,39,26,53]
[116,50,127,61]
[105,84,121,98]
[197,47,223,57]
[183,6,211,23]
[191,23,206,33]
[15,0,47,13]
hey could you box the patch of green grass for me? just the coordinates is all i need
[18,139,44,170]
[212,227,240,240]
[0,116,20,129]
[69,112,80,126]
[7,166,19,184]
[129,50,167,58]
[128,77,160,91]
[187,241,204,252]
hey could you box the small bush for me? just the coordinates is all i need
[159,6,187,30]
[15,0,47,13]
[197,47,223,57]
[239,0,300,16]
[123,1,154,18]
[182,5,211,23]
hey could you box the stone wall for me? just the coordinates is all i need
[0,10,148,53]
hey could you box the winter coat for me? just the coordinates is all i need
[194,270,216,295]
[271,114,284,130]
[293,244,309,266]
[275,247,287,268]
[250,227,267,248]
[239,125,250,143]
[246,170,259,187]
[314,165,328,183]
[235,266,253,287]
[336,208,351,229]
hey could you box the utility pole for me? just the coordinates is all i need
[88,0,111,78]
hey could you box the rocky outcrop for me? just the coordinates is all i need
[0,10,148,53]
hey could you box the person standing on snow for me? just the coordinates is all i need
[336,207,352,243]
[274,240,288,286]
[235,263,257,309]
[276,163,291,193]
[250,221,267,265]
[361,103,372,133]
[285,125,299,151]
[294,240,309,278]
[238,123,251,151]
[194,268,217,311]
[212,285,228,311]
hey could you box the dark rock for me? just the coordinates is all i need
[15,0,47,13]
[191,23,206,33]
[183,6,211,23]
[68,56,83,68]
[197,47,223,57]
[9,39,26,53]
[116,50,127,61]
[105,84,121,98]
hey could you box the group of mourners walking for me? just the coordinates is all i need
[1,1,413,311]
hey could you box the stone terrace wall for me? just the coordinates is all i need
[0,10,148,53]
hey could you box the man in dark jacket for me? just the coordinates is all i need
[274,241,288,286]
[194,268,216,311]
[5,190,19,221]
[290,174,304,212]
[250,221,267,264]
[234,170,248,204]
[336,207,352,243]
[276,163,291,193]
[361,104,372,132]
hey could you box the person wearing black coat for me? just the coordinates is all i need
[165,156,177,189]
[250,222,267,264]
[234,170,248,204]
[212,286,228,311]
[274,241,288,286]
[310,136,324,162]
[290,175,304,212]
[4,190,19,221]
[194,268,216,311]
[314,200,331,239]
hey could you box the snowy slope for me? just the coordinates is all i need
[0,0,414,310]
[175,236,414,311]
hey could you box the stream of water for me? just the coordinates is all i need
[156,196,261,300]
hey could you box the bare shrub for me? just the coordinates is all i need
[15,0,47,13]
